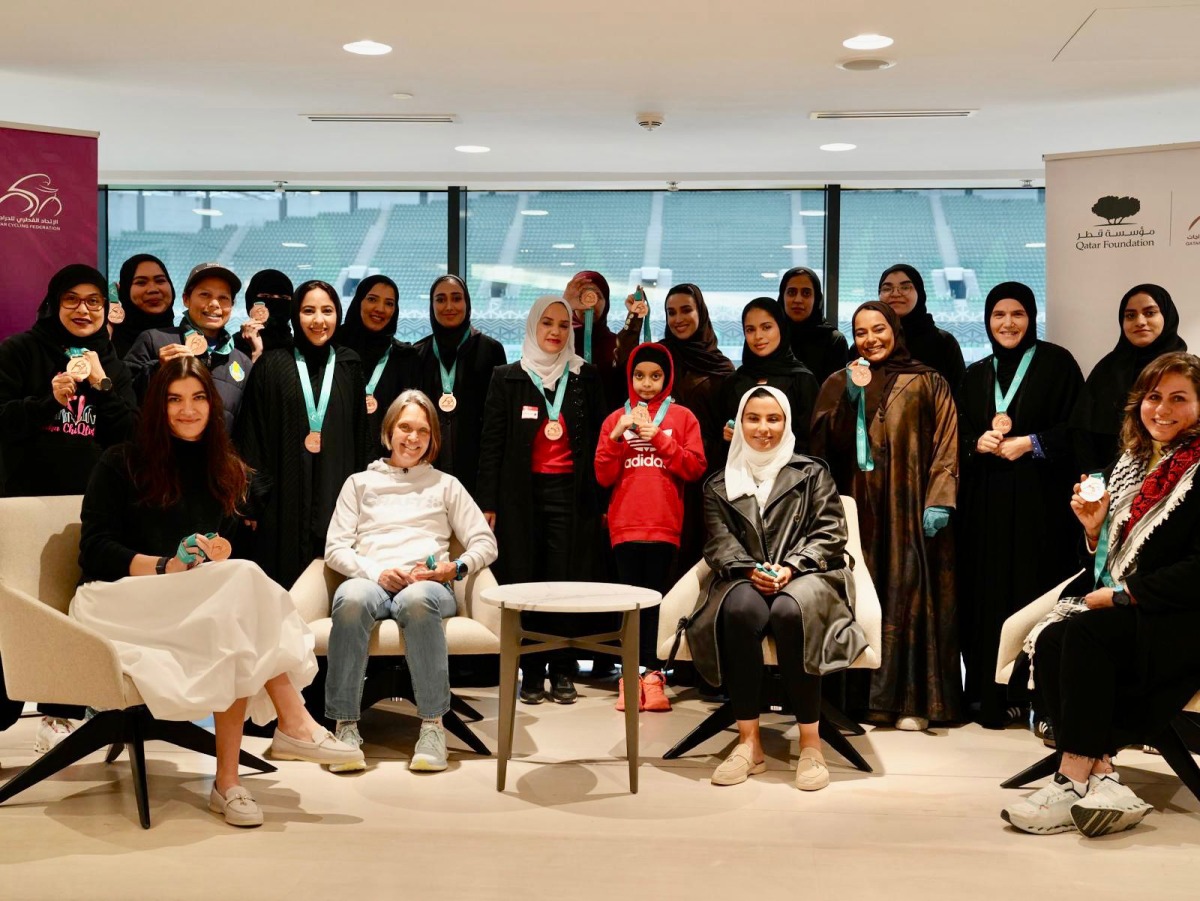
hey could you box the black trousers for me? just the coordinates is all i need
[613,540,675,667]
[1034,607,1138,759]
[719,582,821,723]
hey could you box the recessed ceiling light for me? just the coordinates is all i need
[553,243,575,249]
[761,272,778,278]
[782,244,808,249]
[309,190,321,196]
[454,145,491,153]
[797,210,826,217]
[820,143,857,152]
[521,209,548,216]
[282,242,308,248]
[837,58,895,72]
[343,40,392,56]
[392,92,414,101]
[1025,242,1046,248]
[843,33,893,50]
[192,208,222,217]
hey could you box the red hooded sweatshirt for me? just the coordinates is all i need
[595,342,707,546]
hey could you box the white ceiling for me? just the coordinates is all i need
[2,0,1199,187]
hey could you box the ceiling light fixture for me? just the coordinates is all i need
[392,92,414,101]
[837,58,895,72]
[282,242,308,248]
[192,208,223,217]
[553,243,575,249]
[820,143,857,152]
[761,272,778,279]
[521,209,548,216]
[343,40,392,56]
[843,33,893,50]
[797,210,826,217]
[454,145,491,153]
[309,190,321,196]
[782,244,808,249]
[1025,242,1046,248]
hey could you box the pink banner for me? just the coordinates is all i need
[0,123,98,341]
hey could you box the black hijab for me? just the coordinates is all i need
[984,281,1039,391]
[778,267,835,335]
[244,269,295,351]
[659,282,734,376]
[291,280,343,368]
[737,297,809,378]
[111,254,175,349]
[428,274,475,368]
[878,263,935,340]
[1111,283,1185,366]
[31,264,113,353]
[851,300,934,421]
[336,275,399,369]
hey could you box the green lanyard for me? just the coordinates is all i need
[632,286,651,342]
[846,363,875,472]
[624,396,673,427]
[431,330,470,396]
[294,348,337,434]
[993,346,1036,417]
[365,346,391,397]
[582,310,594,364]
[527,369,569,423]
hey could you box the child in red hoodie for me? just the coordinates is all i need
[595,343,707,710]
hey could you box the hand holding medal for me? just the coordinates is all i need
[1071,473,1110,537]
[51,371,77,407]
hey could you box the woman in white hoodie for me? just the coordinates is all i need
[323,389,498,772]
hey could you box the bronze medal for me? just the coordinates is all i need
[992,412,1013,435]
[65,356,92,382]
[579,287,600,309]
[304,431,322,453]
[365,395,378,414]
[249,304,269,323]
[438,393,458,413]
[206,536,232,561]
[107,304,126,325]
[850,363,872,387]
[544,420,564,440]
[185,333,209,356]
[631,404,651,426]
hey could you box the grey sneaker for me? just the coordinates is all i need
[409,720,448,772]
[1071,774,1153,837]
[327,721,366,773]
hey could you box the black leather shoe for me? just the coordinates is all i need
[519,674,546,705]
[549,673,578,704]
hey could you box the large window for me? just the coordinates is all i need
[106,189,447,339]
[464,189,825,362]
[838,188,1046,364]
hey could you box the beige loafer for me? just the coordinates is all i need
[711,743,766,786]
[794,747,830,791]
[270,726,366,769]
[209,784,264,827]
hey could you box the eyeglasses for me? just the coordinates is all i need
[60,294,105,312]
[880,283,916,296]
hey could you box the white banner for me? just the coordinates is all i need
[1045,141,1200,375]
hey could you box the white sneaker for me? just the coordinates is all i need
[33,716,75,754]
[1001,776,1085,834]
[1071,773,1153,837]
[895,716,929,732]
[409,720,448,772]
[328,721,367,773]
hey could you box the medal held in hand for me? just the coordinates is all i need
[249,303,269,323]
[991,412,1013,435]
[579,286,600,309]
[107,303,126,325]
[65,353,92,382]
[206,535,232,561]
[1080,475,1106,504]
[631,402,651,426]
[439,393,457,413]
[850,360,872,387]
[185,333,209,356]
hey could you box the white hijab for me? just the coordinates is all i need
[519,295,585,390]
[725,385,797,509]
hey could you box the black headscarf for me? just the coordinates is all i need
[291,280,343,367]
[659,282,734,376]
[851,300,935,422]
[737,297,809,378]
[428,274,475,369]
[244,269,295,351]
[778,267,834,334]
[984,281,1039,390]
[1112,283,1185,365]
[31,264,113,353]
[111,254,175,352]
[878,263,935,340]
[336,275,399,370]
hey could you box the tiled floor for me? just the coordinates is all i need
[1,681,1198,900]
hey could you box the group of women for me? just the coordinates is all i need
[0,252,1195,837]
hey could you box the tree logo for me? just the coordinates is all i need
[1190,214,1200,231]
[0,173,63,218]
[1091,195,1140,225]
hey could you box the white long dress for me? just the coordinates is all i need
[71,559,317,725]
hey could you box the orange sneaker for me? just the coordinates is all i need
[641,671,672,712]
[616,676,646,711]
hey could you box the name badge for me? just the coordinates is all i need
[521,405,539,420]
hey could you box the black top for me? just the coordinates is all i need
[777,267,851,385]
[879,264,966,392]
[78,441,246,583]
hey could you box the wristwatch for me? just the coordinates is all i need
[1112,588,1130,607]
[95,376,113,392]
[454,559,468,581]
[155,555,170,575]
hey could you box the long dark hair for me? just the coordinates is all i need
[132,356,250,515]
[1120,352,1200,462]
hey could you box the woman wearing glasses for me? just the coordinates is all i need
[878,264,966,393]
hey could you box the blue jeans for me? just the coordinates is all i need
[325,578,457,721]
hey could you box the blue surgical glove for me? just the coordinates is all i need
[922,506,951,538]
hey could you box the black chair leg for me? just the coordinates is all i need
[0,711,123,805]
[450,694,484,723]
[126,713,151,829]
[663,701,737,760]
[821,699,866,736]
[1153,721,1200,804]
[1002,751,1061,789]
[105,742,125,764]
[819,717,872,772]
[442,711,490,756]
[145,718,276,774]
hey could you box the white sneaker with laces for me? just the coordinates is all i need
[1071,773,1153,837]
[409,720,448,772]
[33,716,75,754]
[328,721,367,773]
[1001,776,1085,834]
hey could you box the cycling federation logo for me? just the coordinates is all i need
[0,173,63,218]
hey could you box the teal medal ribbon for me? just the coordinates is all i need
[295,348,337,447]
[527,369,570,426]
[430,330,470,405]
[65,347,87,360]
[582,310,594,364]
[992,345,1036,420]
[365,346,392,398]
[846,362,875,472]
[632,286,652,342]
[1093,512,1116,589]
[624,396,673,428]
